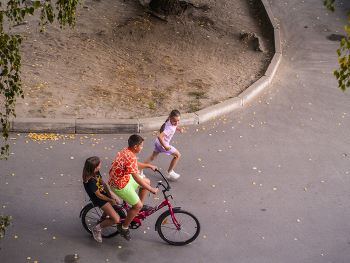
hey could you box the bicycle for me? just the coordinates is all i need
[79,169,201,245]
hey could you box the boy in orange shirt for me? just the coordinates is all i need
[108,134,159,241]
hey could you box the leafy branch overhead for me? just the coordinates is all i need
[0,0,82,159]
[0,214,12,250]
[324,0,350,91]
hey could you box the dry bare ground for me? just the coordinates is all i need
[11,0,274,120]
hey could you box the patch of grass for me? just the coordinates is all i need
[188,91,208,99]
[188,100,202,112]
[211,100,221,105]
[189,79,211,89]
[38,108,47,118]
[152,90,168,99]
[129,115,135,119]
[148,102,155,108]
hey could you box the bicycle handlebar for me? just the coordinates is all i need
[155,169,171,191]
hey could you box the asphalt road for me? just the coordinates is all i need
[1,0,350,262]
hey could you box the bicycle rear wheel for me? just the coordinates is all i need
[81,203,120,238]
[156,210,200,245]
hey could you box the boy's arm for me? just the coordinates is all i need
[131,173,158,195]
[137,162,157,171]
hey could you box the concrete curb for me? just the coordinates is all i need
[76,119,139,134]
[8,0,281,134]
[10,118,76,134]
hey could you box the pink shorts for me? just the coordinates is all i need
[154,140,176,155]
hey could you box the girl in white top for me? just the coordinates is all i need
[141,110,183,179]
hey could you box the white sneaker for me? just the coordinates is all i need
[92,227,102,243]
[166,170,180,179]
[139,170,145,177]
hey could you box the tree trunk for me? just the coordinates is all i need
[148,0,183,16]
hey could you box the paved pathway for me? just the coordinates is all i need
[1,0,350,262]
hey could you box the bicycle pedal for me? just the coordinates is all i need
[129,221,140,229]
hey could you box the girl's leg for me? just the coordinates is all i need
[99,202,120,228]
[168,150,181,173]
[93,202,120,242]
[140,151,159,173]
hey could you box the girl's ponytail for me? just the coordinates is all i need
[160,117,169,133]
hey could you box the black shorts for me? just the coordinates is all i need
[91,191,109,208]
[93,198,108,208]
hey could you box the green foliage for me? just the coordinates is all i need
[0,0,81,159]
[0,32,24,159]
[323,0,335,13]
[0,214,12,250]
[188,91,208,99]
[324,0,350,91]
[188,100,202,112]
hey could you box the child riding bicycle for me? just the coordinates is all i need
[82,156,121,243]
[108,134,159,241]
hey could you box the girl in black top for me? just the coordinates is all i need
[83,156,120,243]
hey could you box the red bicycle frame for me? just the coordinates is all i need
[118,195,180,230]
[114,169,181,230]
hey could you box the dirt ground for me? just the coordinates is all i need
[11,0,274,120]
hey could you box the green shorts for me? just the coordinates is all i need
[110,174,141,206]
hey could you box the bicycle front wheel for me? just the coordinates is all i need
[156,210,200,245]
[81,203,120,238]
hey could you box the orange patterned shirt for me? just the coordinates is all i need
[108,147,138,190]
